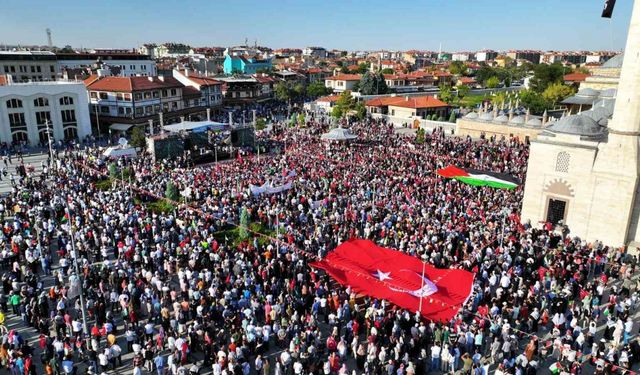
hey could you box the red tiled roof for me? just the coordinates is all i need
[563,73,591,82]
[307,68,324,74]
[316,95,341,103]
[83,74,100,86]
[182,86,201,98]
[326,74,362,81]
[365,95,449,109]
[458,77,476,84]
[86,76,183,92]
[179,71,222,87]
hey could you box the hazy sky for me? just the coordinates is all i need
[0,0,632,51]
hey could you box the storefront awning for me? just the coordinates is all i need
[109,123,134,132]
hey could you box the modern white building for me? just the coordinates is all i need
[0,79,91,145]
[0,51,60,82]
[325,74,361,93]
[57,52,156,77]
[303,47,327,59]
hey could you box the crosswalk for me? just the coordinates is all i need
[0,153,50,194]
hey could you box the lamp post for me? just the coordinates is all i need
[45,121,90,342]
[65,199,90,339]
[418,254,428,315]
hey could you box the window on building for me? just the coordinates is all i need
[152,91,159,99]
[99,92,108,100]
[35,111,51,125]
[9,66,15,73]
[141,65,147,71]
[30,66,36,73]
[123,94,131,101]
[50,66,55,73]
[61,109,77,122]
[63,126,78,140]
[116,93,124,101]
[6,99,23,109]
[162,103,169,112]
[99,106,109,114]
[145,106,152,114]
[125,108,132,115]
[144,92,152,99]
[171,102,178,110]
[3,66,8,73]
[90,92,98,99]
[135,107,143,116]
[170,89,177,96]
[130,65,135,70]
[153,104,160,112]
[34,97,49,107]
[59,96,74,106]
[118,107,125,115]
[162,89,167,97]
[134,93,142,101]
[556,152,570,173]
[36,66,41,73]
[8,113,26,128]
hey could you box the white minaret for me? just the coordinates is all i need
[591,0,640,245]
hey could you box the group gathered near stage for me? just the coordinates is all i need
[0,111,637,375]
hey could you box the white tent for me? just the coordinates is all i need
[320,127,358,141]
[102,146,137,159]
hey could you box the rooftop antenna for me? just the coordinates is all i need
[46,28,52,49]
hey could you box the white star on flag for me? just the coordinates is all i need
[374,270,392,281]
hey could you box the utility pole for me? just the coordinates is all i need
[46,122,90,342]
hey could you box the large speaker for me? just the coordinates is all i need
[230,127,255,148]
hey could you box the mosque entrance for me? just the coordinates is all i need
[546,198,567,225]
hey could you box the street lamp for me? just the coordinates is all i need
[45,121,90,343]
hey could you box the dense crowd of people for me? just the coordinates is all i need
[0,113,637,375]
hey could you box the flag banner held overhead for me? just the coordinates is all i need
[310,239,474,322]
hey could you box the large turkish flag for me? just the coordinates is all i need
[310,239,475,322]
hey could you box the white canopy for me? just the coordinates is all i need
[163,120,227,133]
[320,127,358,141]
[102,146,137,159]
[109,123,134,132]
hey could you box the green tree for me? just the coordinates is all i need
[275,82,293,102]
[255,118,267,130]
[306,81,330,98]
[108,163,118,179]
[165,181,179,202]
[356,62,369,74]
[415,128,426,144]
[293,83,306,98]
[530,63,565,93]
[130,126,146,149]
[438,84,454,104]
[381,68,395,74]
[542,82,576,104]
[448,111,457,123]
[475,66,497,85]
[519,89,550,114]
[239,207,249,240]
[331,91,356,118]
[297,113,306,126]
[358,72,388,95]
[354,102,366,120]
[455,84,470,99]
[340,66,350,74]
[485,76,501,89]
[449,61,467,75]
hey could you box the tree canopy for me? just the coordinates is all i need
[542,82,576,104]
[331,91,365,120]
[529,63,565,93]
[358,72,388,95]
[130,126,146,149]
[449,61,468,76]
[438,84,454,104]
[275,81,305,102]
[306,81,330,98]
[485,76,501,89]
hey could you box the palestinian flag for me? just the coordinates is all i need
[436,165,519,190]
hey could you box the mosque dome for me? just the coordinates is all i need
[494,115,509,124]
[509,116,525,125]
[525,118,542,127]
[479,112,494,121]
[582,106,613,123]
[576,88,600,98]
[599,88,617,98]
[546,114,605,137]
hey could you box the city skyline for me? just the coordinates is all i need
[0,0,632,52]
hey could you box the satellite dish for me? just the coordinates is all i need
[118,137,128,146]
